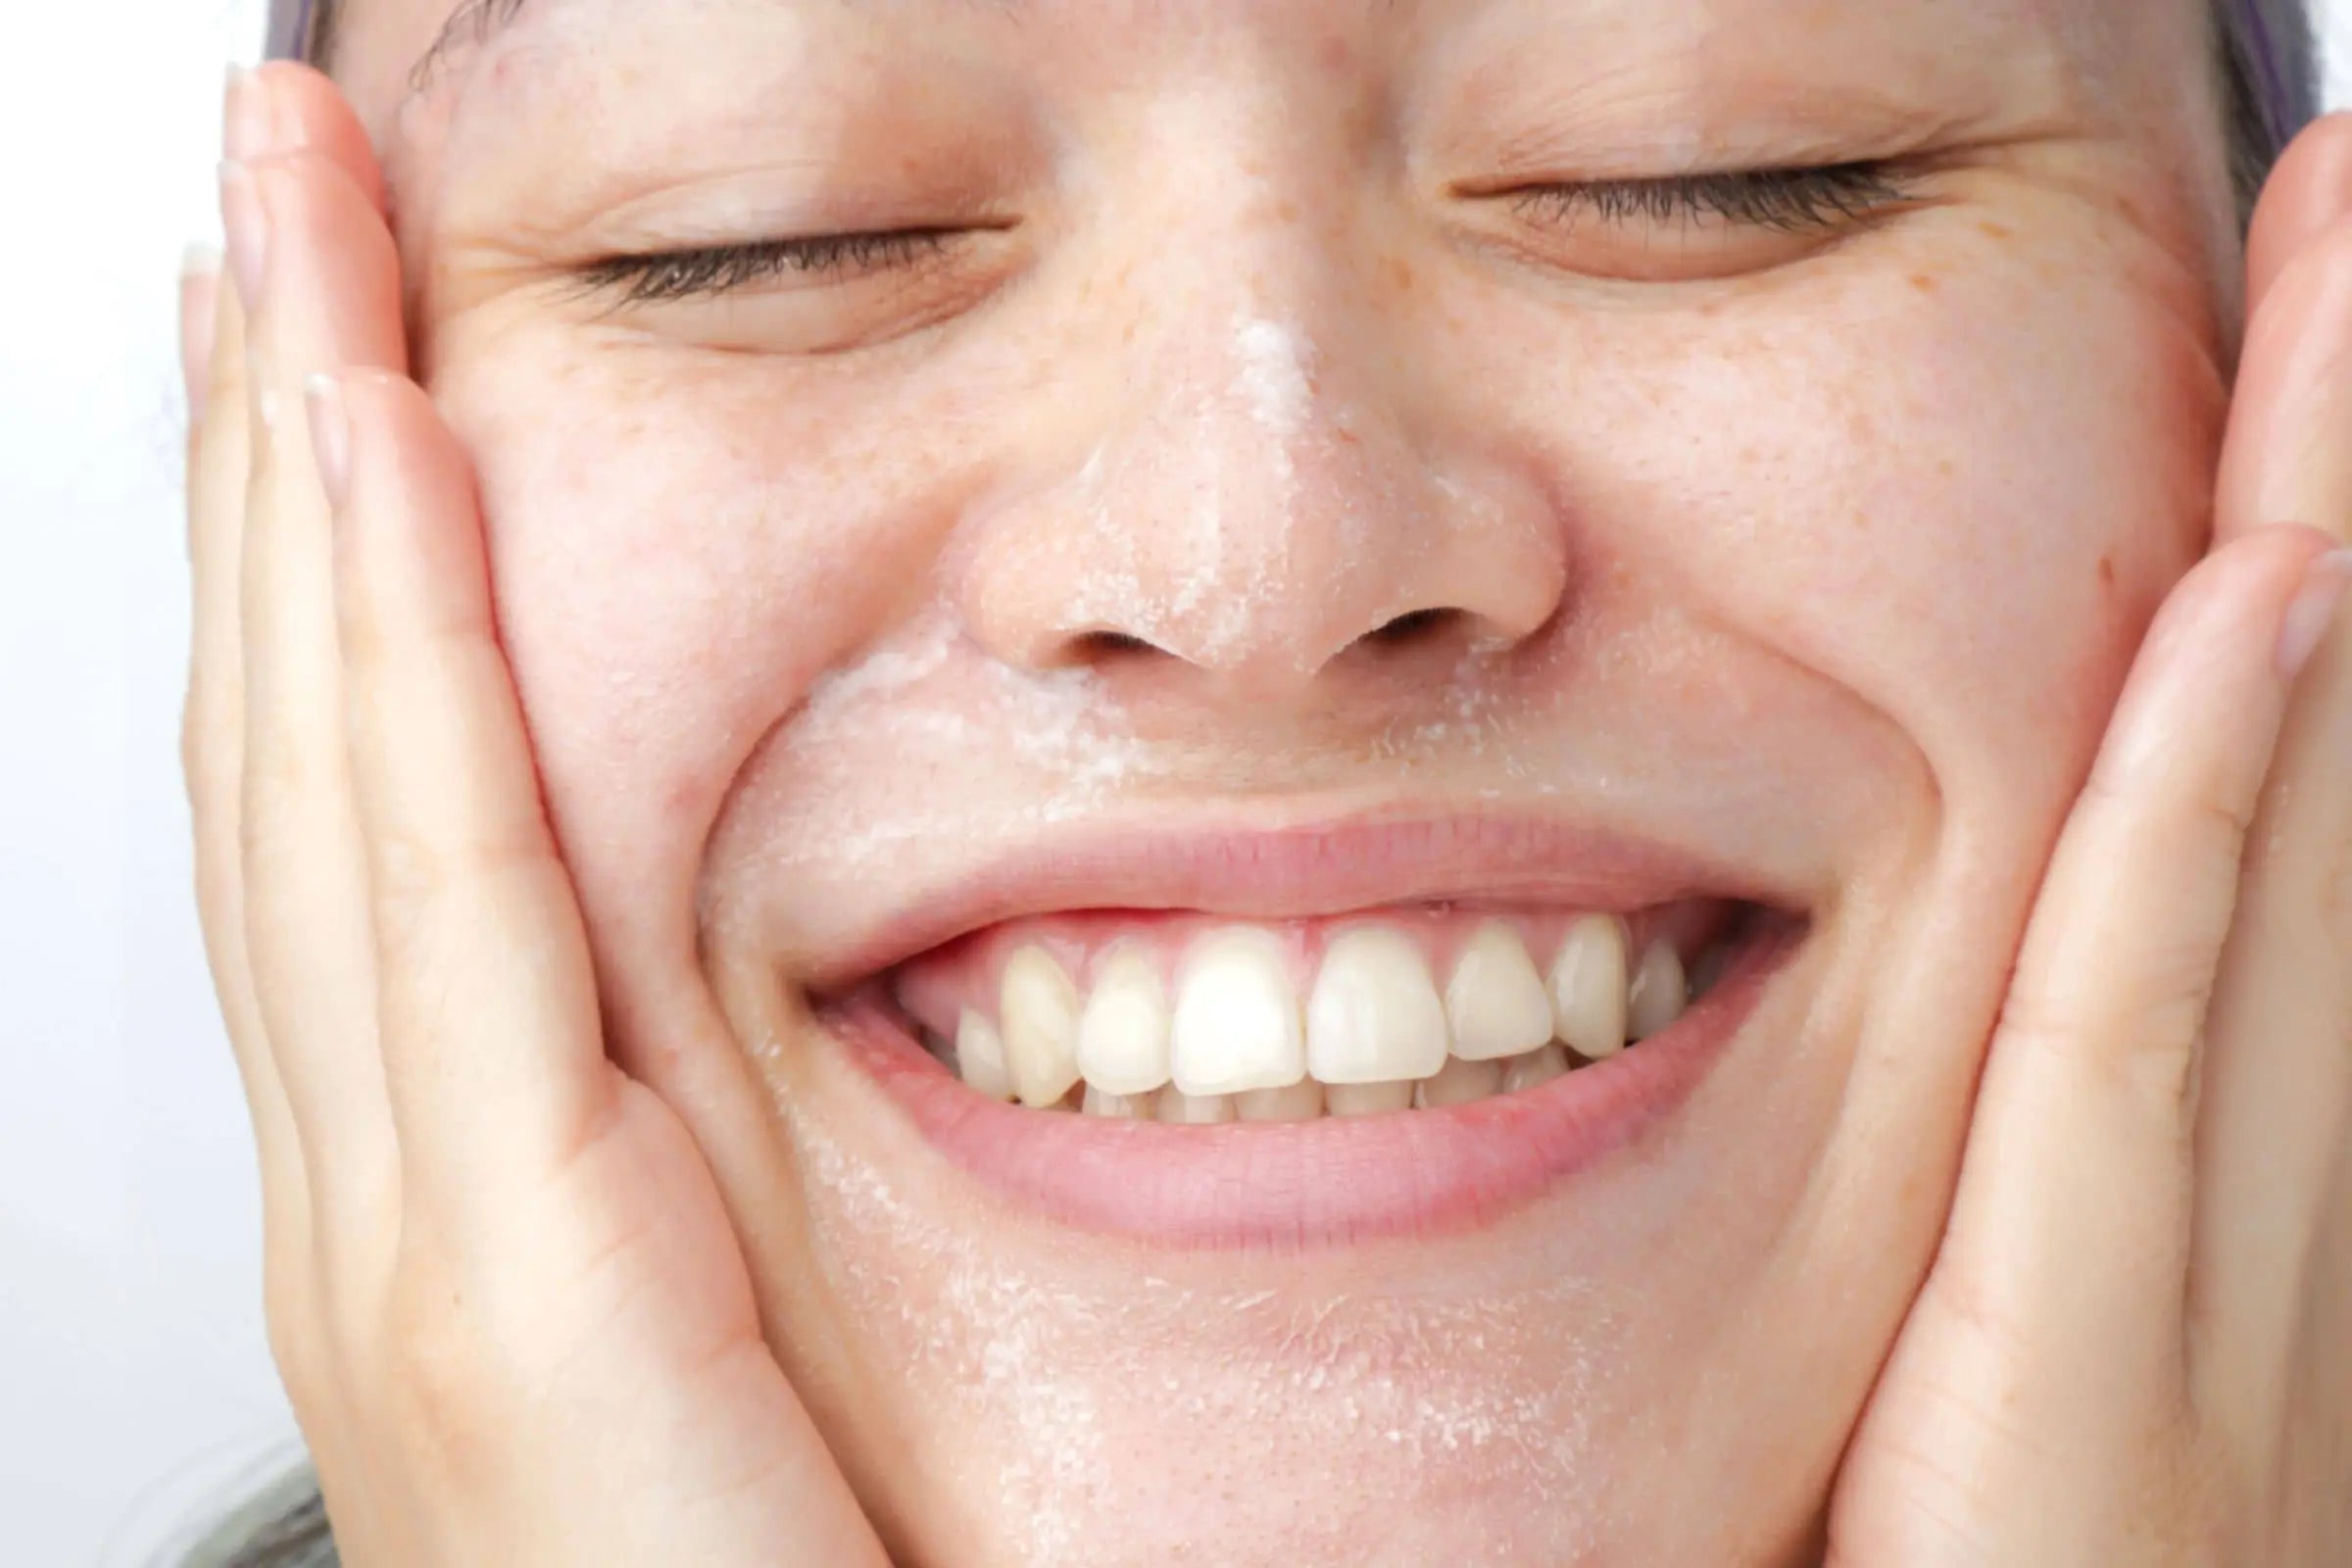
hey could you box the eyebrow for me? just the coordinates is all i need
[406,0,535,97]
[403,0,1026,106]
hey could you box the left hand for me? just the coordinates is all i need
[1827,118,2352,1565]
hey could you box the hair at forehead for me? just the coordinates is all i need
[283,0,2314,208]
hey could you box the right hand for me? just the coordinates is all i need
[180,63,888,1566]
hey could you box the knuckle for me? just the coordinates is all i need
[237,735,339,863]
[1995,980,2205,1112]
[180,700,239,816]
[2081,763,2258,860]
[368,828,557,935]
[263,1261,332,1417]
[367,830,456,906]
[2314,841,2352,957]
[379,1272,510,1478]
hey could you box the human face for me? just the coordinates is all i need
[328,1,2235,1560]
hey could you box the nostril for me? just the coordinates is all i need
[1070,629,1162,662]
[1365,608,1463,648]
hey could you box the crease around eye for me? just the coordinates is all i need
[1504,162,1915,234]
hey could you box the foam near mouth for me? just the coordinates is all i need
[876,901,1761,1122]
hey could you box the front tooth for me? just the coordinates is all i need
[1414,1055,1503,1108]
[1501,1043,1571,1093]
[1077,947,1173,1095]
[1001,947,1083,1106]
[1237,1080,1325,1122]
[1306,928,1450,1085]
[1627,941,1689,1041]
[1170,928,1306,1096]
[1082,1086,1154,1120]
[955,1009,1016,1102]
[1549,915,1629,1061]
[1157,1089,1238,1125]
[1324,1080,1415,1118]
[1444,923,1556,1062]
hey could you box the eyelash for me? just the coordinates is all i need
[1510,162,1910,233]
[576,164,1909,304]
[576,228,963,305]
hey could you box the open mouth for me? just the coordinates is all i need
[863,898,1767,1121]
[801,818,1811,1245]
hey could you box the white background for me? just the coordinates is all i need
[3,5,2350,1563]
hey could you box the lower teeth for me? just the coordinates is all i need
[943,1036,1605,1120]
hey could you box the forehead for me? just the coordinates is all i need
[325,0,2181,115]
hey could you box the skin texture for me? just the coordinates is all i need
[180,2,2352,1562]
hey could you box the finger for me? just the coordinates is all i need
[2190,593,2352,1452]
[320,372,613,1216]
[227,62,390,218]
[179,247,221,434]
[183,242,312,1250]
[2216,217,2352,545]
[227,124,411,1242]
[1925,526,2344,1450]
[2247,112,2352,320]
[2191,223,2352,1443]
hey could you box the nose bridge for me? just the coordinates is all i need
[1065,175,1447,681]
[1135,304,1373,674]
[957,97,1569,693]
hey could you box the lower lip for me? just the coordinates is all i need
[833,917,1801,1250]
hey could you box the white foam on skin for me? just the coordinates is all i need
[1193,317,1315,667]
[750,319,1331,879]
[749,606,1165,876]
[1146,316,1319,668]
[784,1095,1614,1565]
[1235,317,1312,450]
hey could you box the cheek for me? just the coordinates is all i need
[1518,226,2224,823]
[422,326,1000,988]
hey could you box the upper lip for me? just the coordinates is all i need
[798,808,1808,995]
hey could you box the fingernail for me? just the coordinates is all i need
[219,162,269,310]
[222,65,291,162]
[305,373,354,511]
[178,247,222,419]
[2278,548,2352,679]
[224,65,262,160]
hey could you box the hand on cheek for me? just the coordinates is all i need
[1828,113,2352,1567]
[182,64,886,1567]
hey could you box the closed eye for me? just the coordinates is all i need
[575,227,972,305]
[1507,163,1914,235]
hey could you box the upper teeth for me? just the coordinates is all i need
[1075,947,1173,1097]
[1445,921,1557,1062]
[1172,928,1308,1097]
[1000,947,1084,1107]
[947,913,1725,1116]
[1305,928,1451,1087]
[1549,913,1631,1061]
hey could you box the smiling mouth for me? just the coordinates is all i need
[800,815,1811,1245]
[869,898,1766,1121]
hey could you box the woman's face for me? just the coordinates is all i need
[332,1,2237,1560]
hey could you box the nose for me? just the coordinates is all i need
[957,300,1570,704]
